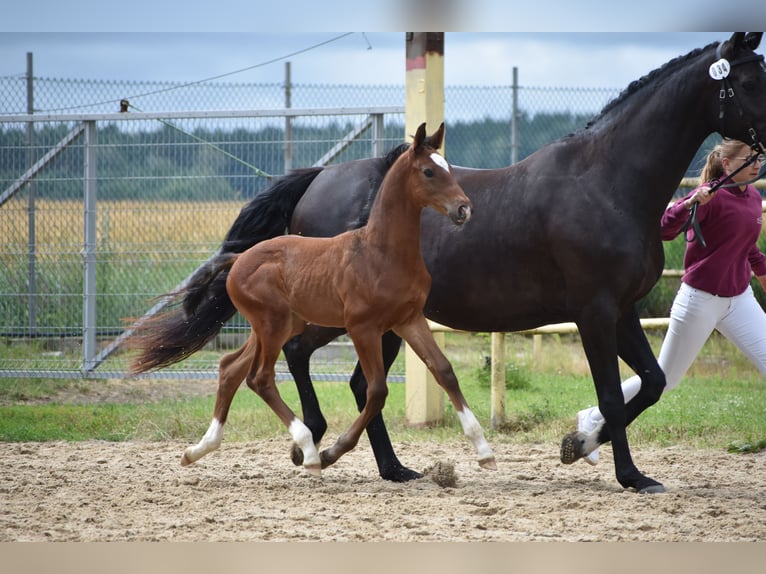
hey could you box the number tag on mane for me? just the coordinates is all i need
[709,58,731,80]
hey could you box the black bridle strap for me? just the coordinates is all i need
[715,45,765,149]
[683,45,766,248]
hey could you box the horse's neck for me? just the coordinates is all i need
[363,173,425,260]
[593,50,715,216]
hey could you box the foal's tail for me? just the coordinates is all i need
[129,167,324,374]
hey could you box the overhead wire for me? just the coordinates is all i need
[31,32,363,114]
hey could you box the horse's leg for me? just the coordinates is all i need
[318,328,390,469]
[348,330,423,481]
[394,316,496,469]
[181,335,254,466]
[604,307,666,440]
[569,307,664,493]
[245,319,322,476]
[284,328,419,481]
[283,325,346,465]
[561,306,666,460]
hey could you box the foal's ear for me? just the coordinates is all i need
[412,122,427,150]
[428,122,445,151]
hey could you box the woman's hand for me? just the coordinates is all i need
[684,186,715,209]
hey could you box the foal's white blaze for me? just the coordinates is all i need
[289,418,321,474]
[430,152,450,173]
[457,408,495,464]
[183,418,224,465]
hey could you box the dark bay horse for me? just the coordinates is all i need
[133,123,495,476]
[131,33,766,493]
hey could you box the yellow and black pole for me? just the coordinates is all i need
[404,32,445,150]
[404,32,446,427]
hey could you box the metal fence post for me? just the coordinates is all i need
[82,120,98,374]
[284,62,292,173]
[371,113,385,158]
[26,52,37,335]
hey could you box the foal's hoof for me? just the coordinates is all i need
[180,453,193,467]
[479,456,497,470]
[304,463,322,477]
[560,431,585,464]
[290,443,304,466]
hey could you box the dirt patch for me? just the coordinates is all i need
[1,437,764,542]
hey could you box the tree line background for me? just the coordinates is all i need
[0,110,719,203]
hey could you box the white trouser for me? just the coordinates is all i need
[589,282,766,425]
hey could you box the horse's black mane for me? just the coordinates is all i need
[581,42,718,132]
[348,140,424,229]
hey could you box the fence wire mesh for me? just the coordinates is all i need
[2,75,626,380]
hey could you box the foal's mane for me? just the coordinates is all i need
[582,42,717,132]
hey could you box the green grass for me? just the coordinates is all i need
[0,331,764,454]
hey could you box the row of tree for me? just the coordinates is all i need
[1,110,716,202]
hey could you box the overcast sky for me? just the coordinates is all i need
[1,1,763,90]
[1,32,734,90]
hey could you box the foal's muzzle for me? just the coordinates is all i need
[450,204,472,225]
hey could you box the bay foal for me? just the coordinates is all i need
[179,123,496,475]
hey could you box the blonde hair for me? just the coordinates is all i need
[700,139,751,183]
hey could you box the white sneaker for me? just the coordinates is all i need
[577,408,600,465]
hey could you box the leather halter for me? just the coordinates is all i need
[682,45,766,247]
[714,43,766,154]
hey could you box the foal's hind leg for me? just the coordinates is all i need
[318,328,391,469]
[181,335,254,466]
[395,316,496,469]
[245,321,322,476]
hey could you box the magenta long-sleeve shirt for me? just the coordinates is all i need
[661,183,766,297]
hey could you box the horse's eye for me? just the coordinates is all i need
[423,168,434,178]
[741,79,757,91]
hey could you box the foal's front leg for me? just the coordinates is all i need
[395,316,496,469]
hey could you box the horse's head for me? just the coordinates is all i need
[713,32,766,152]
[409,122,472,225]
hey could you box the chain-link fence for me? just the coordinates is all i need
[2,74,630,381]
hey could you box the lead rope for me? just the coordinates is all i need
[681,152,764,247]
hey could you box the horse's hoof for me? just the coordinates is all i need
[290,444,304,466]
[634,477,666,494]
[560,431,585,464]
[180,453,192,467]
[637,484,666,494]
[380,466,424,482]
[304,463,322,477]
[479,456,497,470]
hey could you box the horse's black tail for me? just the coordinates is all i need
[129,167,324,374]
[129,252,239,374]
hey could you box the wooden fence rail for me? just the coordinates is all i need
[404,195,766,427]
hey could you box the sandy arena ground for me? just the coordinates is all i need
[2,434,765,542]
